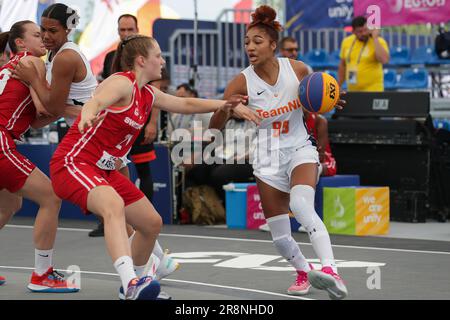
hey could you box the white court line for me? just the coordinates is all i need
[0,265,311,300]
[5,224,93,232]
[5,224,450,256]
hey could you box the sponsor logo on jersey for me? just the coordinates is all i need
[255,98,302,119]
[124,117,144,130]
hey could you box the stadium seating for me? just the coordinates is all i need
[384,69,398,90]
[388,46,411,66]
[303,49,331,69]
[396,68,429,89]
[328,49,341,68]
[410,46,441,65]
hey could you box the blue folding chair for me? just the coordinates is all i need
[303,49,331,69]
[383,69,397,90]
[410,46,440,65]
[327,49,341,68]
[396,68,429,89]
[388,46,410,67]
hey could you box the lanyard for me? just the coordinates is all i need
[346,37,368,65]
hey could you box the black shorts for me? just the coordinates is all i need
[130,128,156,164]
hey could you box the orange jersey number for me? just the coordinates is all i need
[272,120,289,137]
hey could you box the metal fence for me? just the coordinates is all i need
[168,8,449,97]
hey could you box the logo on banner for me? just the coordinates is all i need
[388,0,446,13]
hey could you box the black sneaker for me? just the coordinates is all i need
[88,223,104,237]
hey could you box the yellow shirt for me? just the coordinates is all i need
[340,34,389,92]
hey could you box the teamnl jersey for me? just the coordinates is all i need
[241,57,309,152]
[51,71,154,170]
[0,52,36,140]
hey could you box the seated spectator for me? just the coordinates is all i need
[184,117,256,203]
[169,83,212,138]
[279,36,313,74]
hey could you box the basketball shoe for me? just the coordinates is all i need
[0,275,5,286]
[124,276,160,300]
[155,250,180,281]
[308,266,348,300]
[287,264,314,295]
[27,267,79,293]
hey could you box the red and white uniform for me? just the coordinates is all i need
[0,52,37,192]
[50,71,154,212]
[304,112,337,176]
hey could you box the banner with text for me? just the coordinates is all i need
[354,0,450,26]
[285,0,353,31]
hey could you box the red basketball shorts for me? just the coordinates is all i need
[0,128,36,193]
[50,157,144,213]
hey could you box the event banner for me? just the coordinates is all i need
[285,0,353,31]
[354,0,450,26]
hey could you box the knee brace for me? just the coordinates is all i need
[273,235,300,261]
[289,185,327,237]
[267,215,298,260]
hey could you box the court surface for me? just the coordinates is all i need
[0,217,449,300]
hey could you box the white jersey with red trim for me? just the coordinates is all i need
[241,57,309,151]
[52,71,154,170]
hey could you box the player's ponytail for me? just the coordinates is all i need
[0,20,34,55]
[247,5,283,43]
[112,35,155,73]
[0,32,10,54]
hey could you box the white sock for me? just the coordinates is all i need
[35,249,53,276]
[114,256,137,291]
[134,264,146,278]
[152,240,164,260]
[290,185,338,273]
[267,214,311,272]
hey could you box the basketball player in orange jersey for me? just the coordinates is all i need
[0,21,78,292]
[210,5,348,300]
[48,35,250,299]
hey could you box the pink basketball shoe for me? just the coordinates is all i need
[308,266,348,300]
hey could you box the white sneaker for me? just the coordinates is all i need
[298,225,307,233]
[258,223,270,232]
[155,250,180,281]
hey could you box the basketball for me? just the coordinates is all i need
[298,72,340,114]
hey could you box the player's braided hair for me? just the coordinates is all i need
[112,35,156,73]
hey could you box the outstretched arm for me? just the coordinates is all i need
[152,87,246,115]
[209,73,260,130]
[78,75,133,133]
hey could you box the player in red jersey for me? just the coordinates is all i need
[304,112,337,177]
[0,21,78,292]
[49,35,249,300]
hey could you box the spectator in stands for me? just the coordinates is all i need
[100,14,139,81]
[169,83,212,135]
[279,36,313,74]
[338,16,390,92]
[184,117,256,203]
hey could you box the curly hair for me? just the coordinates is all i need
[247,5,283,43]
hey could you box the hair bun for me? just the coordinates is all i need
[249,5,283,32]
[252,5,277,24]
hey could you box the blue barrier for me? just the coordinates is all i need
[14,143,173,224]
